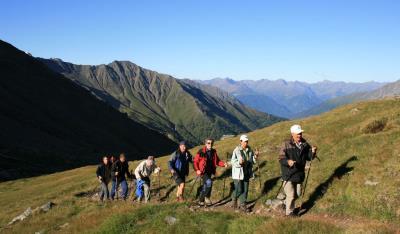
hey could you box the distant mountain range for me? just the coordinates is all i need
[296,79,400,118]
[39,59,282,146]
[0,40,177,181]
[199,78,386,118]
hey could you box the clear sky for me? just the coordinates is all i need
[1,0,399,82]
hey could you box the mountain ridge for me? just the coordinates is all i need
[40,58,283,145]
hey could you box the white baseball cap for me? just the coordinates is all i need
[290,124,304,134]
[240,135,249,142]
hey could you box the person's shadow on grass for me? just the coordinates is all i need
[298,155,358,216]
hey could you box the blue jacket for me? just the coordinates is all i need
[168,150,193,176]
[136,179,145,198]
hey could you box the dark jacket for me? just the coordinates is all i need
[168,150,193,177]
[111,160,132,181]
[194,147,225,176]
[278,138,313,183]
[96,163,112,184]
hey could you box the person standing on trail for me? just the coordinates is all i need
[230,135,259,212]
[168,141,193,202]
[134,156,161,203]
[96,156,112,201]
[278,124,317,217]
[194,138,227,206]
[110,153,132,200]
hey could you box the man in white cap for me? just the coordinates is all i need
[230,134,259,212]
[278,124,317,217]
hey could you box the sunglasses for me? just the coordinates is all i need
[206,142,213,145]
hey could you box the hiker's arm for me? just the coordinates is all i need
[153,164,161,174]
[188,152,193,163]
[111,163,118,175]
[312,146,317,159]
[134,163,142,180]
[193,153,200,171]
[168,153,176,173]
[96,166,101,179]
[252,150,257,164]
[231,150,241,168]
[216,153,226,167]
[126,164,132,178]
[278,143,290,167]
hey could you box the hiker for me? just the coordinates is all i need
[194,138,227,206]
[110,155,117,164]
[278,124,317,216]
[134,156,161,203]
[110,153,132,200]
[230,135,259,211]
[168,141,193,201]
[96,156,112,201]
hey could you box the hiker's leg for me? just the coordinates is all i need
[104,182,110,200]
[110,180,116,199]
[100,182,108,201]
[120,180,128,199]
[239,180,247,206]
[143,183,150,202]
[284,181,295,215]
[143,178,151,202]
[232,179,241,202]
[181,182,186,197]
[296,183,302,199]
[178,183,184,197]
[204,175,213,198]
[199,175,207,202]
[243,180,250,204]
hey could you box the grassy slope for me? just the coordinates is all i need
[1,99,400,233]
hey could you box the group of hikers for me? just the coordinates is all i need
[96,124,317,217]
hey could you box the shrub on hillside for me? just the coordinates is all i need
[362,118,388,134]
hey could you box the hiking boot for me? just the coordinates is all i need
[239,204,248,213]
[205,197,212,206]
[198,201,205,206]
[230,199,238,209]
[285,213,298,218]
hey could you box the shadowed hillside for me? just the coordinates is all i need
[0,40,177,181]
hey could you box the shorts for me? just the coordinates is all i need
[173,173,186,185]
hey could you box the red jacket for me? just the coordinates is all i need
[194,147,225,175]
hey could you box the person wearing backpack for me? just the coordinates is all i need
[193,138,227,206]
[168,141,193,202]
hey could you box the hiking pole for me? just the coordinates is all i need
[275,162,297,199]
[255,147,261,190]
[299,159,314,210]
[222,152,229,200]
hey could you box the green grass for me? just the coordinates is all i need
[1,99,400,233]
[95,203,343,234]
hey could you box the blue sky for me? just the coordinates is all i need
[1,0,399,82]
